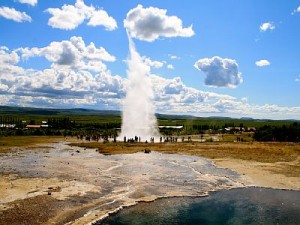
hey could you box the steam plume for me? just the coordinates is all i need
[119,35,159,142]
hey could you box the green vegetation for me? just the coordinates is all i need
[254,122,300,142]
[0,106,299,142]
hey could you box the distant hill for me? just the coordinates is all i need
[240,117,254,120]
[0,106,121,116]
[155,113,196,120]
[0,106,298,122]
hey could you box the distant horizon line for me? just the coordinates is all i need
[0,105,299,122]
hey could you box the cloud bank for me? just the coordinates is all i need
[0,37,124,109]
[0,37,299,119]
[194,56,243,88]
[46,0,117,30]
[124,4,194,42]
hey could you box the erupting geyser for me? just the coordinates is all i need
[119,35,159,142]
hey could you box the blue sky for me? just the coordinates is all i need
[0,0,300,119]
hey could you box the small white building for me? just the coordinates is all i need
[158,126,183,129]
[0,124,16,128]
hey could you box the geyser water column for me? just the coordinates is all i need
[119,36,160,142]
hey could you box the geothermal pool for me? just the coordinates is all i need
[0,142,297,224]
[96,188,300,225]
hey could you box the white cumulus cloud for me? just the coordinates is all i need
[0,47,20,65]
[87,10,117,30]
[0,6,32,22]
[1,39,300,119]
[194,56,243,88]
[150,75,208,105]
[46,0,117,30]
[142,56,164,69]
[0,39,124,109]
[169,54,180,60]
[292,6,300,15]
[124,4,194,42]
[149,74,251,115]
[167,64,174,70]
[18,0,38,6]
[141,56,176,70]
[17,36,116,73]
[255,59,271,67]
[260,22,275,32]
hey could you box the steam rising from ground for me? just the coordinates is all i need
[119,36,159,142]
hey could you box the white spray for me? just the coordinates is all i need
[119,35,160,142]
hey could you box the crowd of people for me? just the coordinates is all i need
[123,135,193,143]
[77,134,195,144]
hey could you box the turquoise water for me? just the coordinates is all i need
[95,188,300,225]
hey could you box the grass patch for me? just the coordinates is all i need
[268,164,300,177]
[0,136,66,153]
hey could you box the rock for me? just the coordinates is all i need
[144,149,151,154]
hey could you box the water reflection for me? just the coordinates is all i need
[97,188,300,225]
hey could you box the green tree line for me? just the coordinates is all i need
[253,122,300,142]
